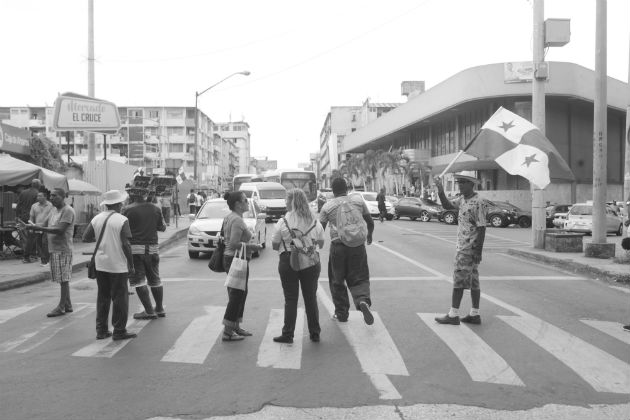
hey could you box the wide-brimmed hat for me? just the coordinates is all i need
[453,173,480,184]
[100,190,128,206]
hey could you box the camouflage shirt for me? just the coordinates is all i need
[453,193,488,261]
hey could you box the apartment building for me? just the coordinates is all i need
[214,121,252,174]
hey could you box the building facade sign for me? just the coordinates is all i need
[504,62,535,83]
[52,92,121,132]
[0,122,31,155]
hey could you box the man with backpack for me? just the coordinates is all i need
[319,177,375,325]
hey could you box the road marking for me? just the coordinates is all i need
[0,304,92,352]
[581,319,630,345]
[609,285,630,294]
[499,315,630,394]
[159,275,585,283]
[371,243,449,279]
[257,309,304,369]
[161,306,225,364]
[317,288,408,400]
[72,317,151,358]
[0,304,41,324]
[497,253,586,277]
[417,313,524,386]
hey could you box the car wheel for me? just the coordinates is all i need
[518,216,532,228]
[410,217,417,221]
[188,251,199,259]
[443,211,457,225]
[420,210,431,222]
[394,213,400,220]
[616,224,623,236]
[490,214,505,228]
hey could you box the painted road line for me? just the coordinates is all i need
[257,308,304,369]
[0,304,92,352]
[317,288,408,400]
[0,304,41,324]
[72,317,151,358]
[161,306,225,364]
[609,285,630,294]
[161,275,585,283]
[499,315,630,394]
[418,313,524,386]
[372,242,448,279]
[581,319,630,346]
[17,304,94,353]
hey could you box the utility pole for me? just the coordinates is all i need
[531,0,546,249]
[87,0,96,162]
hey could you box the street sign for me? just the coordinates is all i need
[52,92,121,132]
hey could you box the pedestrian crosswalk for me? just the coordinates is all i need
[0,293,628,399]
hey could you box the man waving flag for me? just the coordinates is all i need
[464,107,573,189]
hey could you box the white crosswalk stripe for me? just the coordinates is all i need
[0,304,41,324]
[72,317,151,358]
[581,319,630,345]
[257,308,304,369]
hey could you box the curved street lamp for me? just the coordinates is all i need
[193,70,251,182]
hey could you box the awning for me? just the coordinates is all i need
[68,179,101,196]
[0,154,68,191]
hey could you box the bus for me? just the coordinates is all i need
[262,169,317,202]
[233,173,262,192]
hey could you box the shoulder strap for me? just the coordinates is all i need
[92,212,115,258]
[303,220,317,235]
[282,217,297,238]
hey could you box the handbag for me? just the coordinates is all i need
[224,243,248,290]
[282,217,319,271]
[87,212,115,279]
[208,220,226,272]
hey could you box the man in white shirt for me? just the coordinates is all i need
[29,191,53,266]
[82,190,136,341]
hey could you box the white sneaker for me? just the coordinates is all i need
[40,262,49,267]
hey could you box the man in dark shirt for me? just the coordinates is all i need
[122,191,167,320]
[16,179,42,263]
[376,188,387,223]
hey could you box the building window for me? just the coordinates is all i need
[351,128,356,132]
[167,127,184,136]
[149,110,159,119]
[168,144,184,153]
[167,109,183,119]
[128,109,143,118]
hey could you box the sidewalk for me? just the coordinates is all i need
[0,216,190,291]
[508,235,630,284]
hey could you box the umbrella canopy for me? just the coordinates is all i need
[67,179,101,196]
[0,154,68,191]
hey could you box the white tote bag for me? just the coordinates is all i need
[224,243,248,291]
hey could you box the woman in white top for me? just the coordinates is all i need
[271,189,325,343]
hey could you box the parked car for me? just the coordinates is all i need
[546,204,572,228]
[563,202,623,236]
[187,198,267,259]
[349,191,395,220]
[493,201,532,228]
[439,199,530,228]
[552,211,569,228]
[394,197,443,222]
[386,195,400,206]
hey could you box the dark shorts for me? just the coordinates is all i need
[128,253,161,287]
[453,252,480,290]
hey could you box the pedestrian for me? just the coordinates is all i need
[16,179,41,263]
[187,189,197,214]
[28,191,53,267]
[123,190,167,320]
[221,191,263,341]
[433,173,488,325]
[159,193,172,226]
[82,190,137,341]
[319,177,375,325]
[196,191,204,213]
[20,188,76,317]
[376,187,387,223]
[271,188,325,343]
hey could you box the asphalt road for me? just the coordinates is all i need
[0,219,628,420]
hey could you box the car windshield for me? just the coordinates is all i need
[362,193,377,201]
[241,190,253,198]
[259,189,286,199]
[197,201,230,219]
[569,205,592,216]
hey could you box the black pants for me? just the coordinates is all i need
[278,252,320,337]
[222,255,249,328]
[95,271,129,335]
[327,242,371,319]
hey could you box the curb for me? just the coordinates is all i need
[0,227,189,292]
[507,248,630,284]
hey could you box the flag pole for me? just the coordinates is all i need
[438,150,465,178]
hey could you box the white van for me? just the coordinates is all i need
[239,182,287,222]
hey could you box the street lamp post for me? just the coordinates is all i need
[193,70,250,182]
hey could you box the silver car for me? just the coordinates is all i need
[563,203,623,236]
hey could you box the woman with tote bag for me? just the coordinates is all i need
[221,191,263,342]
[271,188,325,343]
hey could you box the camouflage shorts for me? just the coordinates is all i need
[452,252,480,290]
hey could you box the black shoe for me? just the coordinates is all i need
[64,306,73,313]
[96,331,113,340]
[112,332,137,341]
[333,313,348,322]
[273,335,293,344]
[46,308,65,317]
[461,314,481,324]
[359,301,374,325]
[623,325,630,332]
[435,314,460,325]
[310,333,320,342]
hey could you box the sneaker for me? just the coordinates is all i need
[623,325,630,332]
[222,330,245,342]
[461,314,481,324]
[46,307,65,317]
[234,327,252,336]
[96,331,113,340]
[359,301,374,325]
[133,311,158,320]
[435,314,460,325]
[40,262,49,267]
[273,335,293,344]
[22,259,33,264]
[112,332,137,341]
[333,313,348,323]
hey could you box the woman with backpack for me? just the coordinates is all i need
[271,188,325,343]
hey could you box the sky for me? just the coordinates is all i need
[1,0,629,168]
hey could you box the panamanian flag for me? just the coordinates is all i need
[176,166,187,185]
[465,107,574,189]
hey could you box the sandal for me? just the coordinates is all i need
[222,331,245,342]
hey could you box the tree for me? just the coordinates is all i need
[28,136,66,173]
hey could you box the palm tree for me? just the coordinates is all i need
[339,154,365,190]
[378,150,402,194]
[363,149,381,191]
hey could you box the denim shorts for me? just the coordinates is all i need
[128,253,161,287]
